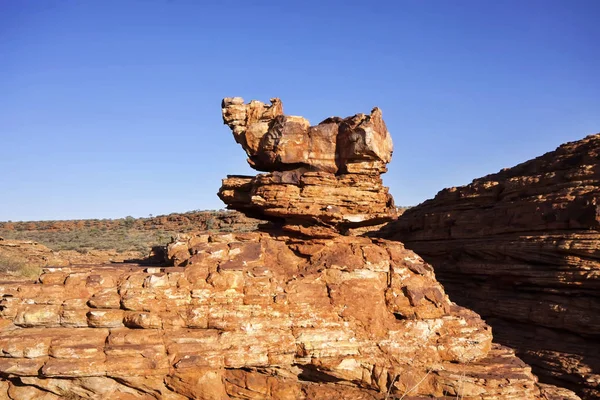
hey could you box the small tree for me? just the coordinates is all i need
[123,216,136,228]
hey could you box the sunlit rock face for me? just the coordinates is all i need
[0,232,554,399]
[0,98,580,400]
[219,97,396,236]
[386,133,600,400]
[221,97,392,174]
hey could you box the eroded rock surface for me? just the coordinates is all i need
[221,97,392,174]
[0,98,580,399]
[387,133,600,399]
[1,232,553,399]
[219,97,396,235]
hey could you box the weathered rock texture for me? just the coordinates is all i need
[219,97,396,235]
[387,133,600,399]
[0,98,579,399]
[1,232,557,399]
[221,97,392,174]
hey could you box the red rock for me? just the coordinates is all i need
[388,133,600,399]
[219,171,396,234]
[122,311,162,329]
[0,232,559,398]
[219,97,397,234]
[0,98,581,400]
[7,383,59,400]
[14,304,61,327]
[87,288,121,309]
[221,97,392,175]
[86,309,124,328]
[166,369,230,400]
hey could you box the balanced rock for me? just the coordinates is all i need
[0,98,579,400]
[221,97,392,173]
[387,133,600,399]
[219,97,396,235]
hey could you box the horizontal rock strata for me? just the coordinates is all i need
[219,97,396,235]
[1,232,552,399]
[387,133,600,399]
[0,98,580,399]
[219,172,394,234]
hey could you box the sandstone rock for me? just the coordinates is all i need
[219,171,395,234]
[336,107,393,173]
[222,97,284,167]
[219,97,397,234]
[0,232,556,399]
[387,133,600,399]
[0,98,580,400]
[221,97,392,173]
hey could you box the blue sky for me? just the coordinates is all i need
[1,0,598,221]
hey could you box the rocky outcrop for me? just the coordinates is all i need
[0,98,579,399]
[219,97,396,236]
[387,133,600,399]
[1,232,557,399]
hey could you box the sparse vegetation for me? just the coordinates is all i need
[0,228,176,254]
[0,254,42,278]
[0,210,259,256]
[0,253,25,273]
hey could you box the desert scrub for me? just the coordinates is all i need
[0,210,259,255]
[0,254,42,278]
[0,229,177,254]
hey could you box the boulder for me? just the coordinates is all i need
[219,97,396,234]
[221,97,392,174]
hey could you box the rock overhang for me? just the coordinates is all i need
[219,97,397,235]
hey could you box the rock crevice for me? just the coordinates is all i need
[387,133,600,400]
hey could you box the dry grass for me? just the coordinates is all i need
[0,254,42,278]
[0,228,176,254]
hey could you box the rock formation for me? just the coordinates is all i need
[218,97,396,237]
[1,234,556,400]
[220,97,392,175]
[387,133,600,399]
[0,98,579,399]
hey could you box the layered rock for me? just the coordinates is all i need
[1,232,555,399]
[0,98,580,399]
[387,133,600,399]
[219,97,396,235]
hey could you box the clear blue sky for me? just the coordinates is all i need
[1,0,598,221]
